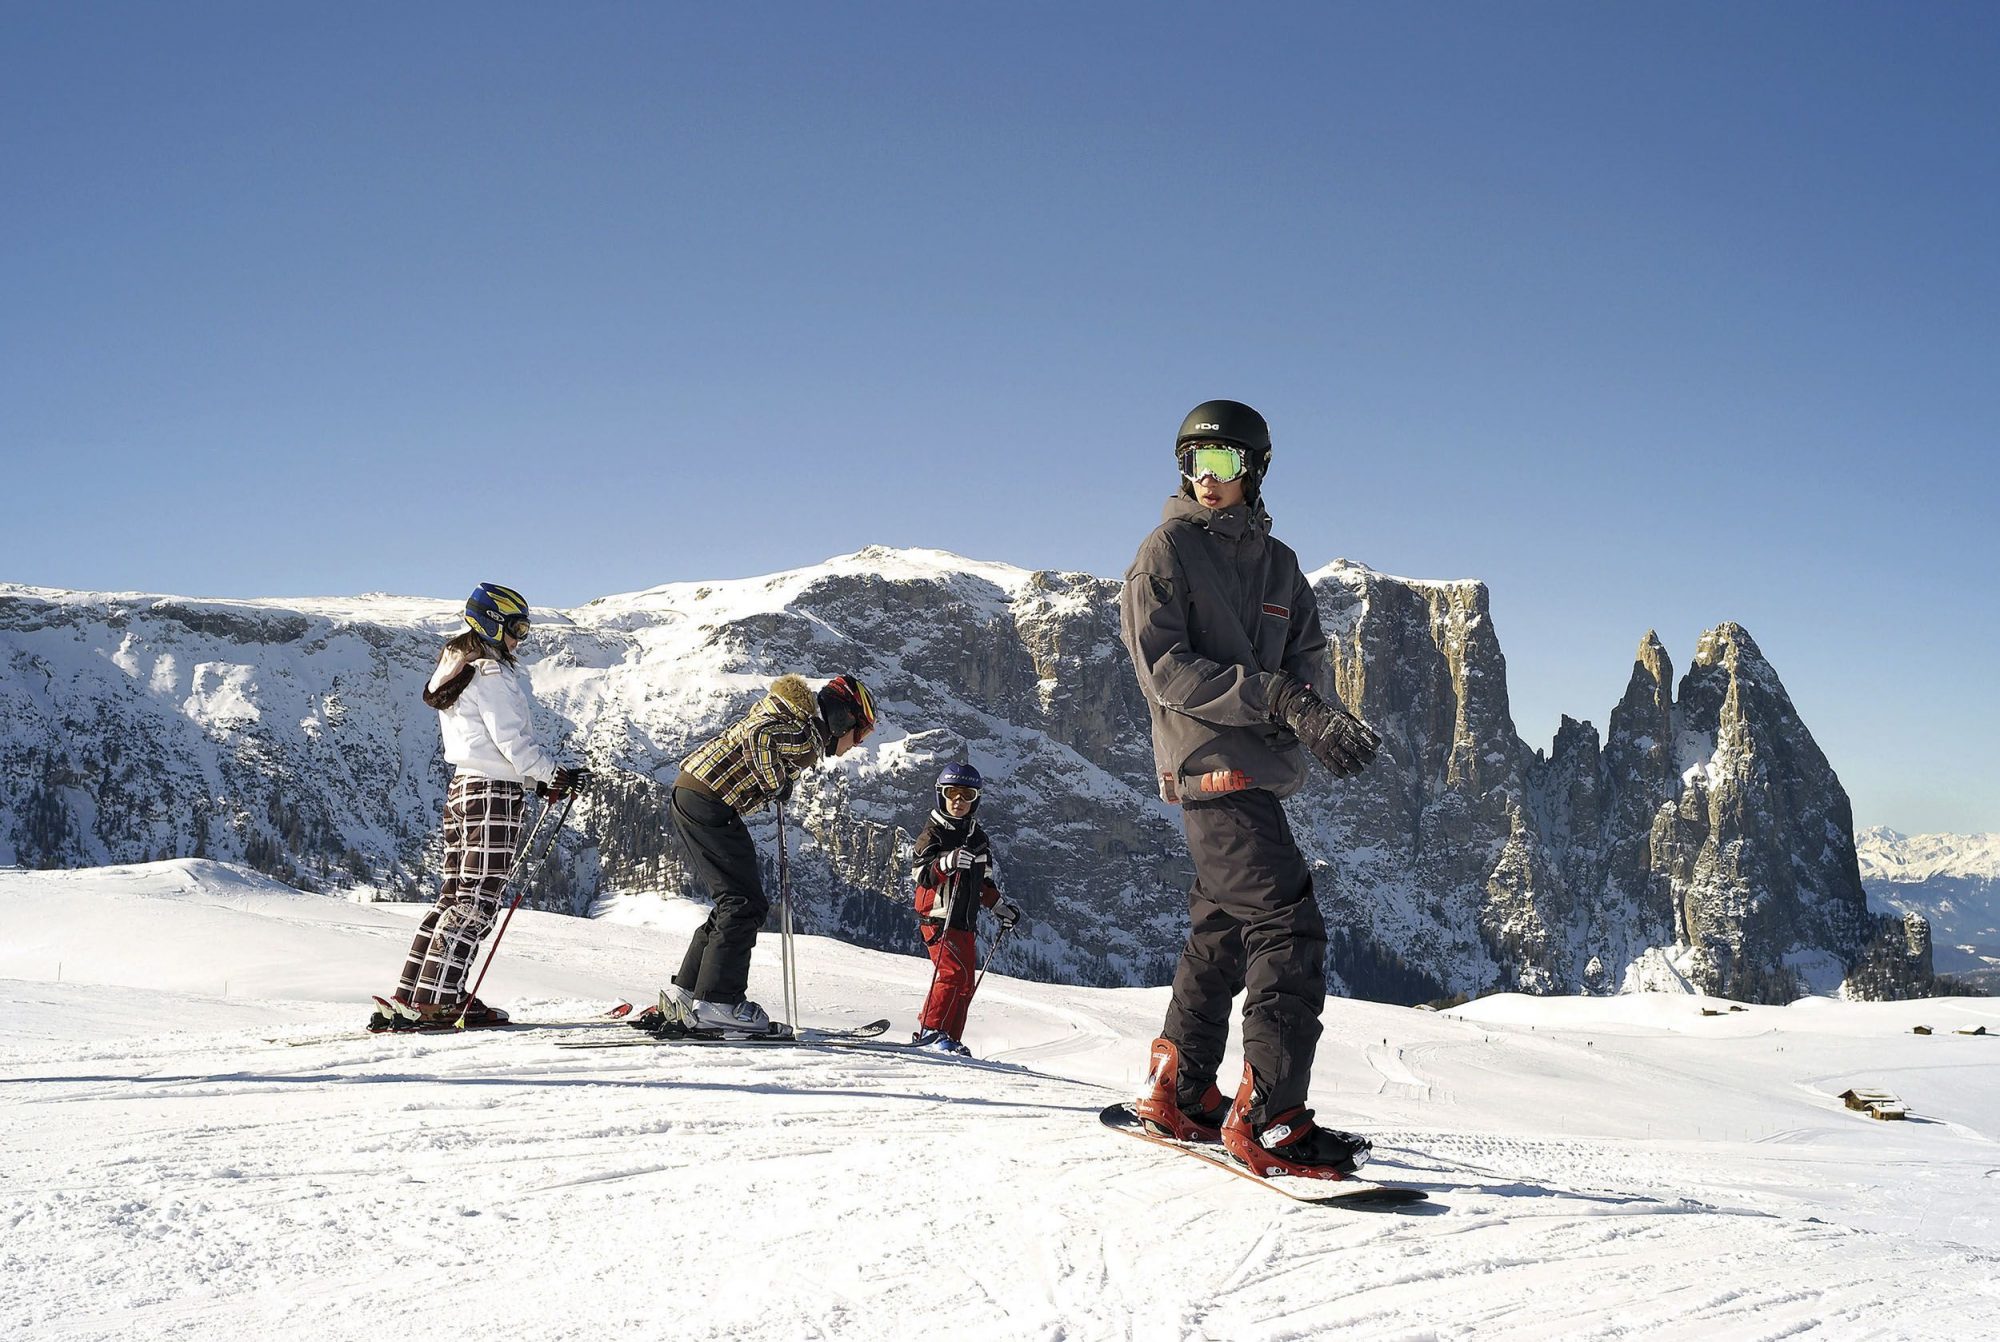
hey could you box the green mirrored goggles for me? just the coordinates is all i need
[1179,443,1249,484]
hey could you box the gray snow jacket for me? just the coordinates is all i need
[1120,495,1332,804]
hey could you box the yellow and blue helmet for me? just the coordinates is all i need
[464,582,530,645]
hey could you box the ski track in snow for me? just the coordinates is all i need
[5,863,2000,1340]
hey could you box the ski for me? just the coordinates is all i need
[269,1001,634,1047]
[555,1017,892,1050]
[1098,1103,1428,1208]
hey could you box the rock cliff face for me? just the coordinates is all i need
[0,548,1931,1002]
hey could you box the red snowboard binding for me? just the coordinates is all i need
[1220,1064,1370,1180]
[1133,1037,1230,1143]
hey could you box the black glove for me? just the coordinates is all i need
[1268,675,1381,778]
[539,765,592,801]
[994,900,1021,931]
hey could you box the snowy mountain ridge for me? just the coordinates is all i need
[1856,827,2000,987]
[1857,827,2000,884]
[0,546,1932,1003]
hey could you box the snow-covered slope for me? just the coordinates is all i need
[4,861,1997,1340]
[1859,827,2000,986]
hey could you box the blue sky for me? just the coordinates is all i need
[3,3,1994,835]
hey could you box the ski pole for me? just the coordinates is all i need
[456,791,576,1028]
[971,919,1015,1003]
[775,798,798,1037]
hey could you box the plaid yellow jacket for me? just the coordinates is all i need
[681,675,829,814]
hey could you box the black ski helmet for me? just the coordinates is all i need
[936,760,983,817]
[1176,400,1271,454]
[1176,399,1273,504]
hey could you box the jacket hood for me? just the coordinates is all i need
[765,674,819,721]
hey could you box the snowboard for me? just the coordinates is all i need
[1098,1102,1428,1207]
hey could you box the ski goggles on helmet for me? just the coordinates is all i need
[1178,442,1249,484]
[501,614,531,640]
[940,785,981,805]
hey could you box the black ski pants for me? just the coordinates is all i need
[1163,788,1326,1126]
[670,785,768,1005]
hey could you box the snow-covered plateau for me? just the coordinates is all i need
[4,859,1997,1341]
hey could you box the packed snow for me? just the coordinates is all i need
[4,860,1998,1340]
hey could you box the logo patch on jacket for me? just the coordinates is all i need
[1261,603,1290,619]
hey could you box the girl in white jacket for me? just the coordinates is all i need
[370,583,585,1030]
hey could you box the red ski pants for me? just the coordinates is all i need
[919,925,979,1038]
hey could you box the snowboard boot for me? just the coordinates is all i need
[1134,1037,1230,1142]
[689,997,775,1035]
[1220,1065,1370,1180]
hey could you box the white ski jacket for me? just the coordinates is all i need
[429,653,558,788]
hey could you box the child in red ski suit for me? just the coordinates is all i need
[910,762,1018,1055]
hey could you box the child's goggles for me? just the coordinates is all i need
[1178,443,1249,484]
[940,785,981,804]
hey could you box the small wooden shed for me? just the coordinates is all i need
[1838,1088,1908,1120]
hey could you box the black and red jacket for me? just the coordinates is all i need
[911,810,1000,932]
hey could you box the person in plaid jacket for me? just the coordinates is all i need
[661,673,877,1035]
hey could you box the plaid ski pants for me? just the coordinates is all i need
[397,776,527,1007]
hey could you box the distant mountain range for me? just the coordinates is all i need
[0,547,1936,1004]
[1857,828,2000,990]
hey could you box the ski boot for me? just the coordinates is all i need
[689,997,774,1035]
[1220,1065,1370,1180]
[401,996,510,1029]
[366,995,410,1033]
[451,996,510,1028]
[368,994,422,1033]
[632,985,702,1036]
[1133,1037,1230,1142]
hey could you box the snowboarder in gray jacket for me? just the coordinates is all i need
[1119,399,1383,1181]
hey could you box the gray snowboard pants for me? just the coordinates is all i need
[1163,788,1326,1126]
